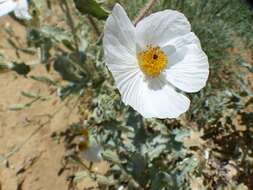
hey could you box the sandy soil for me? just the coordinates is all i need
[0,17,107,190]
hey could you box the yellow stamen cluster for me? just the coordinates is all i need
[138,46,168,77]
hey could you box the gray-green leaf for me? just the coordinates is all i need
[74,0,109,20]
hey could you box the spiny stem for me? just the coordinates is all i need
[87,15,101,37]
[134,0,158,26]
[61,0,79,50]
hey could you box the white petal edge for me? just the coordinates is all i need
[119,74,190,119]
[138,79,190,118]
[0,0,17,17]
[165,42,209,93]
[164,32,202,68]
[14,0,31,20]
[103,3,140,97]
[136,9,191,52]
[103,3,136,57]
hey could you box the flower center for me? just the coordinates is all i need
[138,46,168,77]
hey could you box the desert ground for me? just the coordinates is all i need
[0,16,107,190]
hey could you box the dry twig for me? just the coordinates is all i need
[134,0,158,25]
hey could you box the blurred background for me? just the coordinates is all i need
[0,0,252,189]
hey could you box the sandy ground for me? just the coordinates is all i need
[0,17,107,190]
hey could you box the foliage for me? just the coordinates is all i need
[1,0,252,189]
[74,0,109,20]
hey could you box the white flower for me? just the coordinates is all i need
[79,129,102,163]
[0,0,31,20]
[103,4,209,119]
[80,144,102,163]
[117,186,124,190]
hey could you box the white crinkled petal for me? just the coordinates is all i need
[165,42,209,93]
[14,0,31,20]
[164,32,201,49]
[164,32,203,68]
[103,3,140,100]
[136,10,191,51]
[121,75,190,118]
[136,78,190,119]
[104,3,136,56]
[0,0,17,17]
